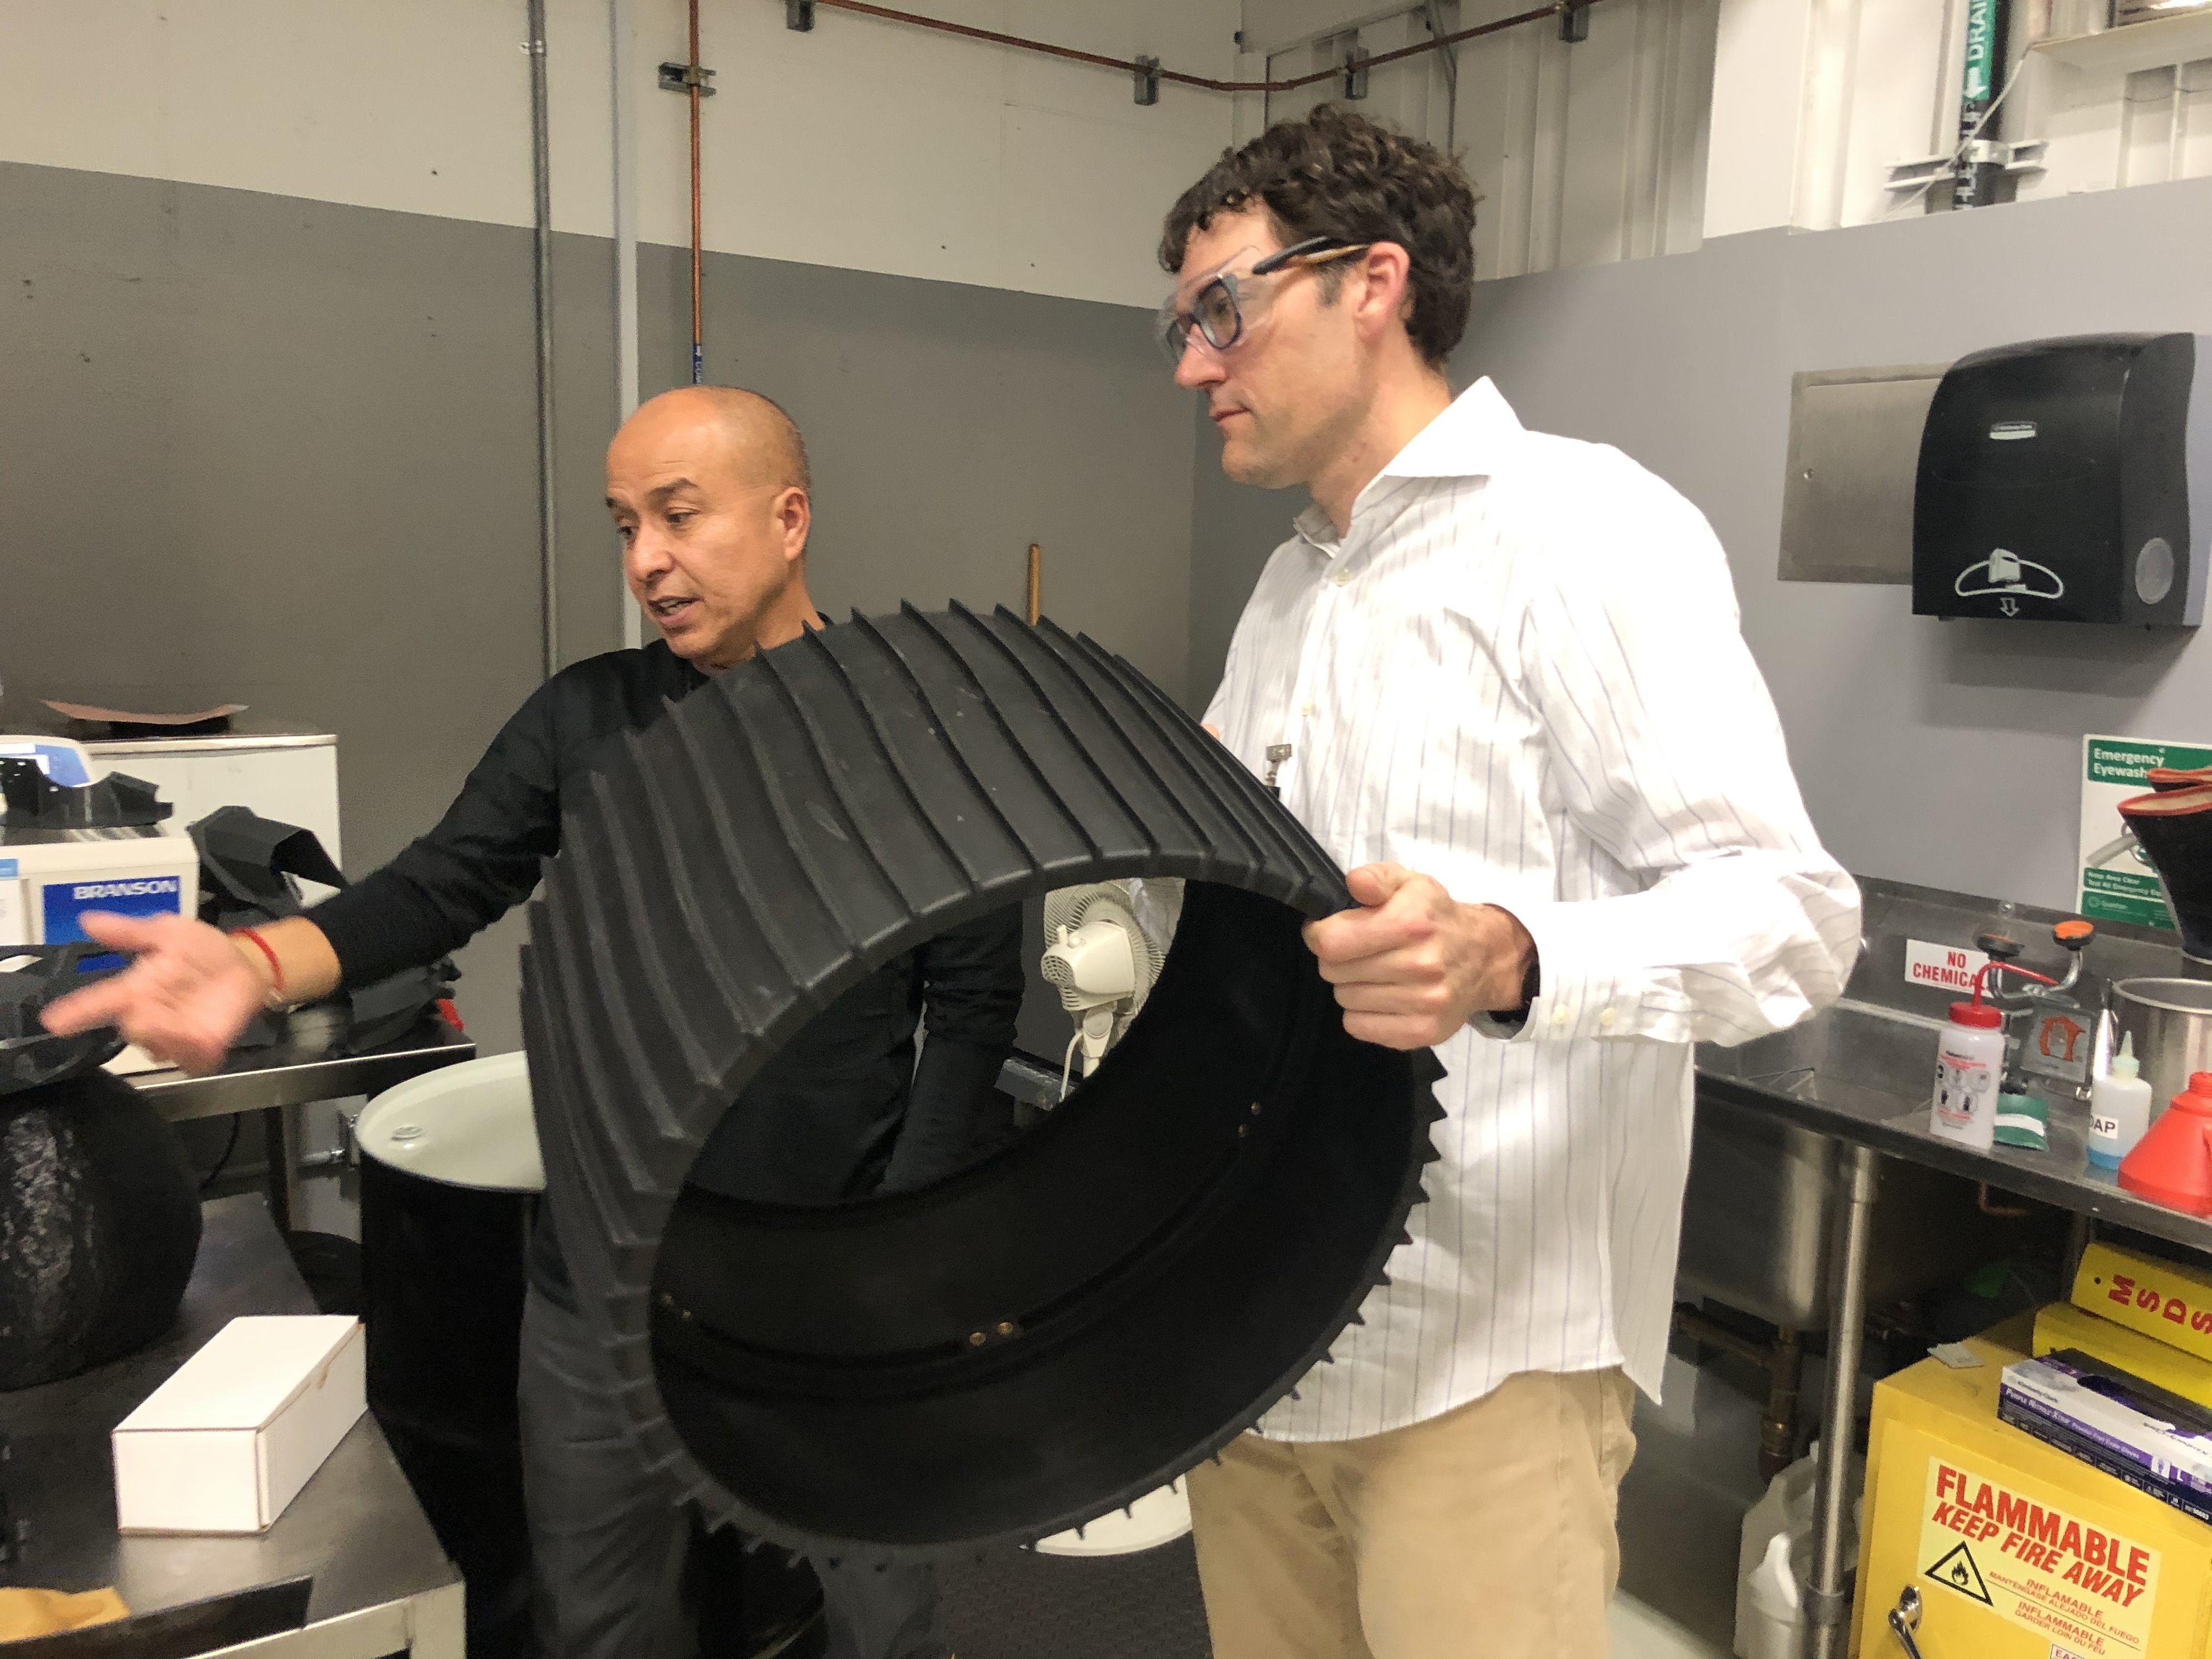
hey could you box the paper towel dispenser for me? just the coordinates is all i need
[1912,333,2209,624]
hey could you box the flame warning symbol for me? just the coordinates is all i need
[1926,1541,1994,1606]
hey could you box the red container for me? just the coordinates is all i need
[2118,1071,2212,1215]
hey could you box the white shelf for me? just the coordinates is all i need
[2034,10,2212,76]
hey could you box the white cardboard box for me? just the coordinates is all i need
[112,1315,366,1534]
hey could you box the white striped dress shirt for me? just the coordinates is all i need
[1205,379,1860,1440]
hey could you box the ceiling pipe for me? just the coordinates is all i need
[791,0,1611,95]
[1952,0,2011,208]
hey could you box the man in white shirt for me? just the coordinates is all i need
[1158,105,1861,1656]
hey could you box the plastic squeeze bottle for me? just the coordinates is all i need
[1932,978,2006,1150]
[2089,1032,2155,1170]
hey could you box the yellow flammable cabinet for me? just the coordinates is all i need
[1852,1323,2212,1657]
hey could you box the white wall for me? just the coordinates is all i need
[0,0,1241,307]
[1243,0,1714,279]
[590,0,1242,304]
[1700,0,2212,235]
[2019,48,2212,201]
[0,1,541,228]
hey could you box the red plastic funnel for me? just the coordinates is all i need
[2119,1071,2212,1215]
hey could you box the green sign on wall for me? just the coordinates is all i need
[2079,735,2212,929]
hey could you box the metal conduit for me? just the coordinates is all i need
[610,0,643,651]
[526,0,559,681]
[800,0,1611,95]
[687,0,705,385]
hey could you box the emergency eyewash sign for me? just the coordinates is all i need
[2080,736,2212,929]
[1921,1460,2158,1655]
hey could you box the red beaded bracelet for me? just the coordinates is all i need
[232,926,287,1005]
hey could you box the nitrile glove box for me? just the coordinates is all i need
[112,1315,365,1534]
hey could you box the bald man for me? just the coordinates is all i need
[46,386,1022,1659]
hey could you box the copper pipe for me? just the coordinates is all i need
[1025,544,1041,625]
[688,0,703,385]
[804,0,1605,95]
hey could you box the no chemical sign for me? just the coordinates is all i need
[1920,1460,2158,1655]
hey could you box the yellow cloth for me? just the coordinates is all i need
[0,1587,130,1641]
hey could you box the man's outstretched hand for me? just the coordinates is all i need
[38,912,269,1075]
[1302,864,1537,1050]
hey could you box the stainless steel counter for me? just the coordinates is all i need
[128,1005,475,1233]
[1696,996,2212,1257]
[131,1006,475,1127]
[0,1195,463,1656]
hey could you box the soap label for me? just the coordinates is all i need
[2080,735,2212,931]
[1907,938,1990,992]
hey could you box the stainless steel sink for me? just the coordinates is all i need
[1683,1001,2023,1330]
[1698,998,1951,1105]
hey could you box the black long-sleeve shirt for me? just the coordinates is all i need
[311,644,1026,1284]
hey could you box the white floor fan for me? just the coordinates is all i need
[1031,878,1197,1558]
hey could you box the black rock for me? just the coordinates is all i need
[0,1072,202,1391]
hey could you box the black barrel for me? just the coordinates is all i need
[357,1054,540,1658]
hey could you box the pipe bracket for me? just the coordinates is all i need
[659,61,718,95]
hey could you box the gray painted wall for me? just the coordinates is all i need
[1,160,1198,1054]
[0,160,554,1051]
[637,242,1198,704]
[1451,177,2212,913]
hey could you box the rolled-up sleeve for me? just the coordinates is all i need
[1473,486,1860,1049]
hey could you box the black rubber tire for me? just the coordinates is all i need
[521,606,1439,1559]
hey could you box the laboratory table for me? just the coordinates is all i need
[1,1194,464,1657]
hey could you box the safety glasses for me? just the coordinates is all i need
[1154,237,1374,366]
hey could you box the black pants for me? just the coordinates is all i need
[518,1283,944,1659]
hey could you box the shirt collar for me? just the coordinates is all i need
[1380,376,1523,481]
[1293,377,1523,554]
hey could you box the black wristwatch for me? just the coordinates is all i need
[1487,952,1543,1035]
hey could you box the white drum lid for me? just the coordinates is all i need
[356,1051,544,1193]
[1031,1479,1192,1558]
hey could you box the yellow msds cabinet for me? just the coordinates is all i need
[1853,1327,2212,1658]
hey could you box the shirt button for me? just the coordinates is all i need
[1600,1007,1617,1029]
[1331,568,1353,586]
[1300,702,1316,718]
[1551,1006,1571,1027]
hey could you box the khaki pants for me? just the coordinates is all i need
[1187,1368,1638,1659]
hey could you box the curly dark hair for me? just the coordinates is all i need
[1158,105,1478,368]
